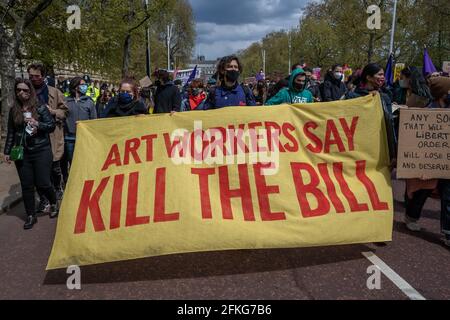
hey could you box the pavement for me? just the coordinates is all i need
[0,178,449,300]
[0,161,22,214]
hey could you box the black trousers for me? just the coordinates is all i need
[37,160,63,203]
[15,147,57,216]
[440,180,450,238]
[406,183,450,238]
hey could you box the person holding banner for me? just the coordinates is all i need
[266,68,314,105]
[3,79,59,229]
[204,55,256,109]
[345,63,396,161]
[102,77,148,117]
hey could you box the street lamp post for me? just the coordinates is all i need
[389,0,398,55]
[167,24,173,70]
[288,31,292,74]
[144,0,151,77]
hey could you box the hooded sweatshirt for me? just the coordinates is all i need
[266,68,313,105]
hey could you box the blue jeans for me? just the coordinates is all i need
[64,135,76,167]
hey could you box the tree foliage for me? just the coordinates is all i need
[239,0,450,78]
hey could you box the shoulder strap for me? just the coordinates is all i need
[208,87,217,108]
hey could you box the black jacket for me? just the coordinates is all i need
[154,82,182,113]
[102,97,148,118]
[4,105,56,155]
[321,72,347,102]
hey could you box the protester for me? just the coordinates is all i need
[153,70,182,113]
[3,79,59,229]
[267,78,289,101]
[303,67,322,101]
[63,77,97,175]
[345,63,396,160]
[102,77,148,117]
[83,75,100,102]
[253,80,268,106]
[266,68,314,105]
[321,64,347,101]
[402,76,450,246]
[95,89,112,116]
[204,55,256,109]
[27,63,68,207]
[181,79,207,111]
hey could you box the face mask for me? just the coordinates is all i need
[399,80,409,89]
[376,78,385,88]
[334,72,343,80]
[79,84,88,95]
[119,92,133,104]
[294,82,305,91]
[225,70,240,83]
[31,78,45,88]
[191,89,201,96]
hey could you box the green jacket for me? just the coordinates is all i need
[266,68,313,105]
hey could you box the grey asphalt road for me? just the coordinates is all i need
[0,179,449,300]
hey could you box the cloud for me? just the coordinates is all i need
[188,0,309,59]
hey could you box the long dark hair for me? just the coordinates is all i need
[69,77,83,97]
[401,66,433,99]
[12,78,39,126]
[360,63,383,85]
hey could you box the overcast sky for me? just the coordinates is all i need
[188,0,309,60]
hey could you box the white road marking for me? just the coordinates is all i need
[362,251,426,300]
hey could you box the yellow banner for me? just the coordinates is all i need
[47,94,393,270]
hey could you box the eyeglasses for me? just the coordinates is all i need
[16,88,30,93]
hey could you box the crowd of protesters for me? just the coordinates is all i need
[2,57,450,248]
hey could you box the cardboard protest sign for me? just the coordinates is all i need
[47,94,393,270]
[397,108,450,179]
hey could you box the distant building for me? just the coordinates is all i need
[187,56,218,81]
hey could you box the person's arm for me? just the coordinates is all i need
[36,105,56,133]
[265,90,286,106]
[172,89,182,112]
[90,100,98,119]
[322,82,333,102]
[50,90,69,121]
[245,87,256,106]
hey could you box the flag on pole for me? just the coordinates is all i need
[385,54,394,87]
[423,47,437,77]
[184,65,198,87]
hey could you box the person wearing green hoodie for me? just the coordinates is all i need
[266,68,314,105]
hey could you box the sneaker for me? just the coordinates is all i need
[49,202,60,219]
[24,215,37,230]
[444,239,450,248]
[404,215,421,232]
[37,199,50,214]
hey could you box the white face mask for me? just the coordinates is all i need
[334,72,343,80]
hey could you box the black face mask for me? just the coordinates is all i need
[294,82,305,91]
[154,80,162,87]
[225,70,240,83]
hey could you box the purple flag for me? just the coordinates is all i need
[423,48,437,77]
[385,54,394,87]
